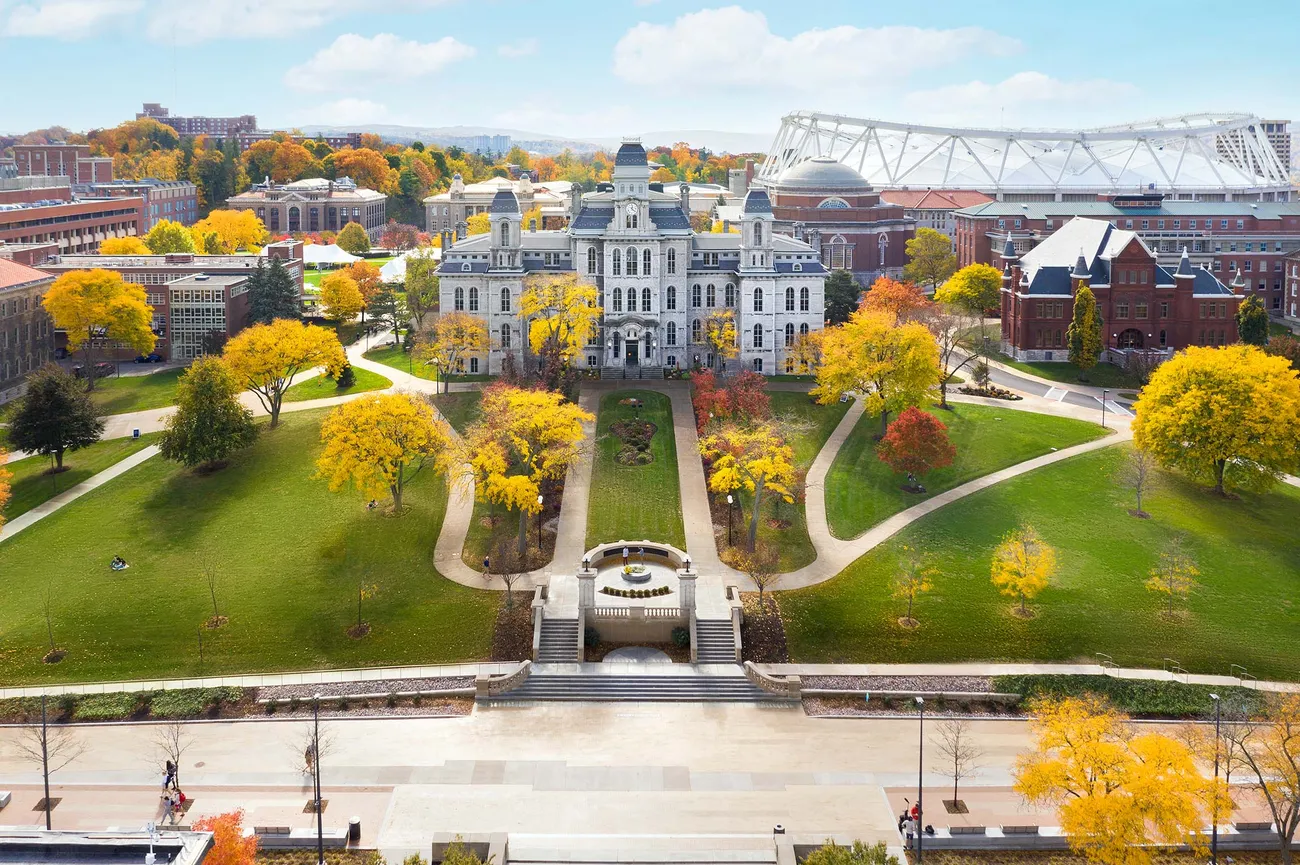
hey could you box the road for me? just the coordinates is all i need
[957,350,1134,420]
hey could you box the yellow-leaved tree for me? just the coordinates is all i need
[143,218,197,254]
[699,421,796,551]
[42,270,156,390]
[99,236,149,255]
[417,311,489,384]
[466,212,490,235]
[316,393,455,513]
[1223,694,1300,865]
[1015,695,1229,865]
[520,205,543,231]
[1144,539,1199,619]
[812,307,940,436]
[703,309,739,371]
[462,385,593,557]
[1133,345,1300,495]
[222,319,346,427]
[990,524,1056,618]
[190,209,268,254]
[518,272,600,367]
[319,271,364,323]
[786,330,823,376]
[935,262,1003,314]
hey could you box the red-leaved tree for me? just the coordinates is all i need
[691,369,772,433]
[727,370,771,423]
[380,220,422,251]
[875,406,956,481]
[192,809,258,865]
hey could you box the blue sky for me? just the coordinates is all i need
[2,0,1297,144]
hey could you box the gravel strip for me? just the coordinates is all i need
[804,696,1025,719]
[258,677,475,701]
[800,675,993,692]
[267,700,472,719]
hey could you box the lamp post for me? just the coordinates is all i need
[1101,388,1108,429]
[726,494,734,547]
[536,494,544,550]
[434,359,443,395]
[312,693,324,865]
[916,696,925,864]
[1210,692,1221,865]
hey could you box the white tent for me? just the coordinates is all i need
[379,248,441,284]
[302,244,361,267]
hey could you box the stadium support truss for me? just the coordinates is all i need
[758,112,1291,197]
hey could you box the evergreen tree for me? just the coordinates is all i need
[823,269,862,325]
[1235,294,1269,346]
[8,365,104,470]
[247,257,301,325]
[159,356,258,471]
[1066,285,1103,381]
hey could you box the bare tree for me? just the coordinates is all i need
[1221,695,1300,865]
[290,717,336,777]
[932,718,983,812]
[200,552,223,626]
[152,720,193,789]
[921,305,978,409]
[1119,448,1160,518]
[43,586,58,656]
[14,695,84,829]
[727,541,781,612]
[492,538,527,610]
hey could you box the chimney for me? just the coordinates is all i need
[456,221,467,241]
[722,219,731,234]
[745,159,756,185]
[679,183,690,219]
[529,218,537,232]
[570,186,582,219]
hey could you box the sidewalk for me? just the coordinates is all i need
[0,446,161,541]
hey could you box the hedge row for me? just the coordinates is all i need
[0,687,245,723]
[992,674,1264,718]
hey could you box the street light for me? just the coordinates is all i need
[1210,692,1221,865]
[916,696,925,864]
[726,494,734,547]
[1101,388,1108,429]
[536,494,544,550]
[312,693,324,865]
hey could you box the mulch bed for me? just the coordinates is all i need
[740,592,789,663]
[492,596,534,661]
[611,419,658,466]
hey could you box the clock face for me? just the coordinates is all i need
[625,202,637,216]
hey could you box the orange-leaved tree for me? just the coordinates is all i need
[42,269,156,391]
[192,809,258,865]
[342,260,383,304]
[222,319,345,427]
[859,276,932,321]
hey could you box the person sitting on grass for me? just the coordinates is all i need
[110,556,129,571]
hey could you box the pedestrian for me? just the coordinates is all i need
[897,812,907,832]
[904,817,916,848]
[161,789,178,825]
[165,759,178,790]
[910,803,920,821]
[622,546,629,566]
[482,555,490,573]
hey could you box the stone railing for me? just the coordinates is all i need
[530,586,548,660]
[743,661,801,699]
[475,660,531,698]
[590,606,630,619]
[645,606,686,619]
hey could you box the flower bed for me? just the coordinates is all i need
[958,385,1023,401]
[600,585,672,598]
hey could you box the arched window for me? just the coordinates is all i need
[587,247,597,274]
[612,331,621,357]
[454,287,464,311]
[691,284,702,307]
[499,221,510,246]
[752,357,763,372]
[816,197,851,209]
[612,248,622,276]
[706,284,716,307]
[641,287,652,312]
[784,323,794,346]
[800,323,810,337]
[753,324,763,348]
[666,321,677,346]
[626,247,638,276]
[667,286,677,310]
[500,324,511,349]
[785,287,795,311]
[642,248,652,275]
[598,289,605,308]
[667,355,677,368]
[667,248,677,274]
[725,283,735,306]
[800,287,810,312]
[753,287,763,312]
[691,319,702,343]
[626,211,638,229]
[753,222,762,245]
[613,287,623,312]
[500,287,511,312]
[468,287,479,312]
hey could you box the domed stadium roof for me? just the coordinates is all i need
[774,157,870,191]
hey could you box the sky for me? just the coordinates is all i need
[1,0,1298,146]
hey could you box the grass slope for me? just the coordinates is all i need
[783,445,1300,679]
[282,368,391,403]
[0,409,494,685]
[363,344,490,384]
[826,403,1107,539]
[88,368,185,415]
[5,434,162,521]
[432,392,483,435]
[586,390,685,550]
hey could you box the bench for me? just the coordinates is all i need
[0,791,10,809]
[255,828,348,849]
[1001,825,1040,835]
[950,826,986,836]
[1234,822,1274,832]
[254,827,290,835]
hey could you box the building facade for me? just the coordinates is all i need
[999,217,1242,363]
[878,189,993,249]
[0,257,56,399]
[0,197,143,253]
[12,143,112,184]
[226,177,387,240]
[138,103,258,138]
[436,141,827,376]
[1285,250,1300,320]
[424,174,574,234]
[89,179,199,229]
[761,157,914,286]
[956,197,1300,317]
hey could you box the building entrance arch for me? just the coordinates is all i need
[1117,328,1144,349]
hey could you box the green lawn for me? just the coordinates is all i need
[0,409,495,685]
[282,368,391,403]
[782,445,1300,679]
[826,403,1108,540]
[5,434,161,520]
[586,390,685,550]
[432,392,483,435]
[993,353,1143,390]
[724,393,851,572]
[87,367,186,415]
[363,343,491,384]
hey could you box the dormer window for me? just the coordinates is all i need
[461,263,471,272]
[793,263,803,272]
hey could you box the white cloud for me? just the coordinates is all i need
[904,71,1141,126]
[4,0,141,39]
[612,6,1019,91]
[291,98,393,127]
[284,32,475,93]
[497,37,537,57]
[144,0,455,44]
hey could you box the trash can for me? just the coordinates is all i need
[348,817,361,844]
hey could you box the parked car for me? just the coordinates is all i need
[133,354,164,363]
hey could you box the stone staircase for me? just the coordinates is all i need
[599,366,665,380]
[489,671,794,703]
[694,619,738,663]
[535,618,580,663]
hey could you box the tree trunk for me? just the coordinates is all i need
[55,448,65,469]
[390,471,403,512]
[269,392,283,428]
[82,338,98,392]
[907,593,915,622]
[879,408,890,438]
[748,483,764,551]
[517,507,527,559]
[1213,459,1227,496]
[357,584,363,629]
[1135,485,1142,514]
[939,377,949,409]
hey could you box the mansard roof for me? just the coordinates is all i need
[489,189,520,214]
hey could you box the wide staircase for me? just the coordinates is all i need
[535,617,580,663]
[489,672,792,703]
[694,619,739,663]
[599,366,665,380]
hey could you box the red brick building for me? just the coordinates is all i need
[1000,217,1243,363]
[878,189,993,248]
[0,197,143,254]
[763,157,914,284]
[0,257,56,400]
[12,144,112,184]
[88,179,199,229]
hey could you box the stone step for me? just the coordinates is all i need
[493,675,792,703]
[536,619,580,663]
[694,620,738,662]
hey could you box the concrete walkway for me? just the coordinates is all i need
[0,445,161,541]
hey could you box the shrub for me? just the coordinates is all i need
[337,698,350,711]
[150,690,210,718]
[76,692,141,721]
[335,364,356,388]
[671,626,690,648]
[991,674,1264,718]
[57,694,77,717]
[386,692,399,708]
[265,699,278,715]
[288,696,301,712]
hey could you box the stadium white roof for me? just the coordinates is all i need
[758,112,1292,198]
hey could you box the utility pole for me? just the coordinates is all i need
[916,696,925,865]
[313,694,324,865]
[1210,693,1221,865]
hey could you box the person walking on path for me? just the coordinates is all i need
[164,760,178,790]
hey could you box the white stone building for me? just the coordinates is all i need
[436,141,827,376]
